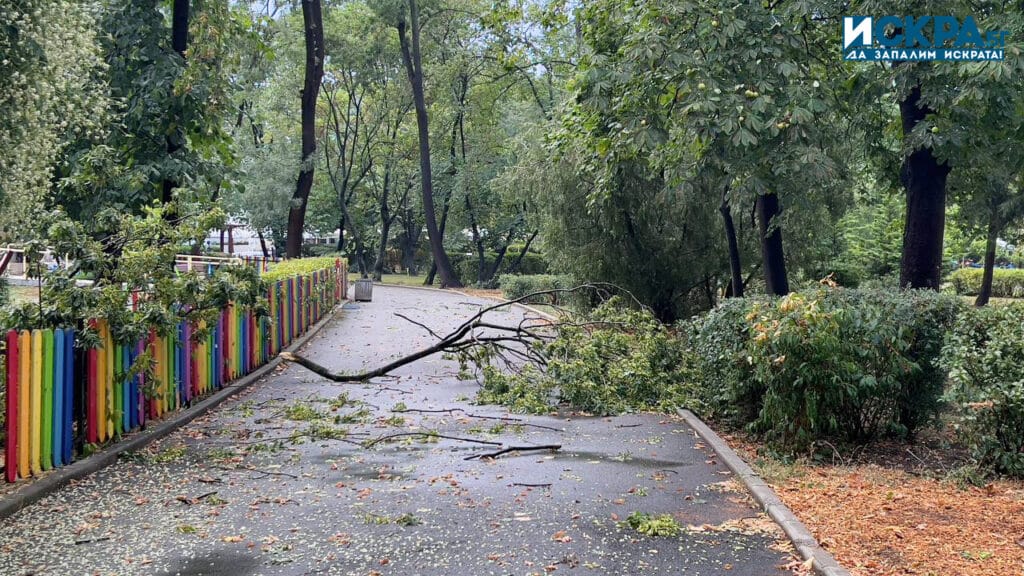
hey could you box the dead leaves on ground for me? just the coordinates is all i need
[772,465,1024,575]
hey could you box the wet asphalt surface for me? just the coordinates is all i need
[0,286,796,575]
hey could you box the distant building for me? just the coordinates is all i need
[204,222,268,257]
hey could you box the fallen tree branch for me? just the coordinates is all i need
[391,407,563,431]
[361,432,502,449]
[393,312,444,339]
[465,444,562,461]
[212,464,299,479]
[280,285,609,382]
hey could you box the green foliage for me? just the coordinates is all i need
[835,190,905,285]
[942,304,1024,477]
[477,300,701,416]
[0,0,108,238]
[498,274,580,307]
[452,252,549,286]
[687,288,962,452]
[263,257,342,282]
[622,511,681,537]
[283,402,325,422]
[948,268,1024,298]
[0,207,269,398]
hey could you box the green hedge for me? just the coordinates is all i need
[686,287,962,451]
[499,274,586,307]
[948,267,1024,297]
[264,257,342,282]
[942,304,1024,477]
[452,252,548,286]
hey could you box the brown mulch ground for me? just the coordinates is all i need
[725,435,1024,576]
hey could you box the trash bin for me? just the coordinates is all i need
[354,278,373,302]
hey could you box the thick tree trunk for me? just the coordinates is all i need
[285,0,325,259]
[898,84,950,290]
[756,193,789,296]
[162,0,189,211]
[720,191,744,298]
[975,207,1000,307]
[398,0,461,287]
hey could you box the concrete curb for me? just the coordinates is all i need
[0,303,347,520]
[678,409,851,576]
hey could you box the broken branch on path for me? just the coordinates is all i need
[280,285,615,383]
[393,312,445,339]
[361,432,502,449]
[391,407,563,432]
[212,465,299,479]
[465,444,562,461]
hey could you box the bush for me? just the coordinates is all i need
[942,304,1024,477]
[687,287,962,452]
[948,267,1024,297]
[476,300,702,415]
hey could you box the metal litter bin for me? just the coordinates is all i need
[354,278,373,302]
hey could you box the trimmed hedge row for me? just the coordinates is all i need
[948,267,1024,297]
[264,257,343,282]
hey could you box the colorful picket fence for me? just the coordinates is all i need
[1,260,346,483]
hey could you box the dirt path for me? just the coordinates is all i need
[0,286,797,575]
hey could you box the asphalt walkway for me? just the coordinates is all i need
[0,286,796,575]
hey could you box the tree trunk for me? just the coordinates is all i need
[423,195,452,285]
[464,194,487,285]
[337,194,368,277]
[374,216,392,281]
[161,0,189,211]
[337,211,345,252]
[484,229,515,283]
[257,230,269,258]
[756,193,789,296]
[720,191,744,298]
[898,83,949,290]
[508,229,538,274]
[975,206,1000,307]
[398,0,461,287]
[285,0,325,259]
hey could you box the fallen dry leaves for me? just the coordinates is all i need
[770,464,1024,575]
